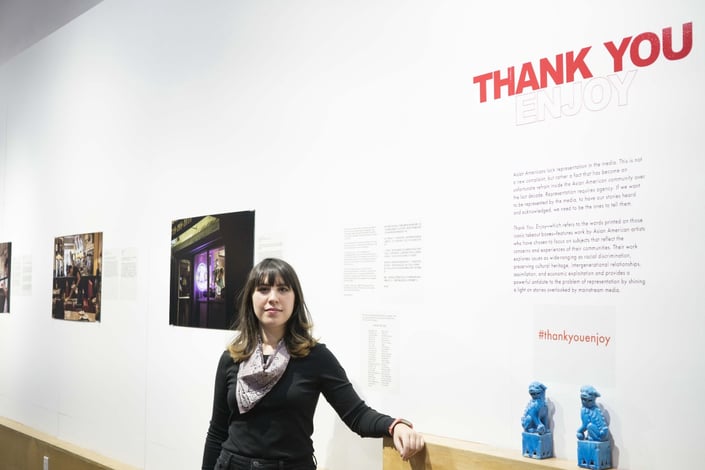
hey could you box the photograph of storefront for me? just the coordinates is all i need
[169,210,254,329]
[51,232,103,322]
[0,242,10,313]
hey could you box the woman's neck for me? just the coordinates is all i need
[260,329,284,352]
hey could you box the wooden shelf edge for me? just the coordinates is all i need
[383,433,584,470]
[0,416,140,470]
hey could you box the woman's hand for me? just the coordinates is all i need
[392,423,425,461]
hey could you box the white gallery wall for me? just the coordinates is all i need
[0,1,703,469]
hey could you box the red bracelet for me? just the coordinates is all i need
[388,418,413,436]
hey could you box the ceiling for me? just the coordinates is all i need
[0,0,103,66]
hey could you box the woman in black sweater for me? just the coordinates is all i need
[202,258,423,470]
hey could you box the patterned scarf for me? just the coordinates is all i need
[236,339,290,413]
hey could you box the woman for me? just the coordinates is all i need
[202,258,424,470]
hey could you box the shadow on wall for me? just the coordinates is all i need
[0,0,105,66]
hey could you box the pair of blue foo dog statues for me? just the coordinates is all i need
[521,382,612,469]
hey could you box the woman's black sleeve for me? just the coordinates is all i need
[201,351,232,469]
[318,345,395,437]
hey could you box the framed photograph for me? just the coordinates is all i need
[0,242,10,313]
[169,211,254,329]
[52,232,103,322]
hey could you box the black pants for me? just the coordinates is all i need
[214,449,316,470]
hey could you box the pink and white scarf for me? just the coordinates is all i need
[236,339,290,413]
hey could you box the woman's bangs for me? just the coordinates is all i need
[255,264,291,287]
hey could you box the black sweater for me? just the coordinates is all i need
[202,343,394,469]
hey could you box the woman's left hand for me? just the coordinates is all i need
[392,423,425,461]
